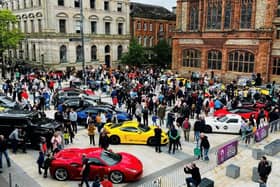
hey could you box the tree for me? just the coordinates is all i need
[120,39,147,66]
[151,40,172,68]
[0,10,23,77]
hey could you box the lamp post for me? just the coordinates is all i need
[79,0,86,85]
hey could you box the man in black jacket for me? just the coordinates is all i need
[154,125,162,153]
[200,133,210,161]
[184,163,201,187]
[168,125,179,154]
[269,108,279,133]
[258,156,271,186]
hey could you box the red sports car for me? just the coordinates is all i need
[50,148,143,184]
[214,108,268,119]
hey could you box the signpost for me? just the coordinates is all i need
[255,125,269,142]
[217,140,238,165]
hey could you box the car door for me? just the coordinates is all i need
[119,126,141,144]
[88,158,107,180]
[213,119,224,133]
[225,118,240,133]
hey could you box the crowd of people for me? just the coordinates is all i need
[0,64,279,187]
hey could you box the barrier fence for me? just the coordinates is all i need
[137,118,280,187]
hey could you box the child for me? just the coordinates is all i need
[63,129,70,145]
[152,114,158,126]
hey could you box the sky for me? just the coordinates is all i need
[131,0,176,11]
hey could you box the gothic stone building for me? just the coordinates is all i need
[173,0,280,83]
[130,2,176,59]
[3,0,130,69]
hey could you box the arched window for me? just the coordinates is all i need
[149,37,153,47]
[228,51,254,73]
[207,0,222,29]
[240,0,253,29]
[105,45,110,53]
[182,49,201,68]
[91,45,97,60]
[76,45,82,61]
[60,45,67,63]
[143,37,147,47]
[138,36,142,45]
[189,2,199,30]
[117,45,123,60]
[208,50,222,70]
[224,0,232,29]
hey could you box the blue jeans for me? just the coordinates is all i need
[202,148,209,160]
[186,177,199,187]
[0,150,11,169]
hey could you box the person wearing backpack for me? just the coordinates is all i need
[258,156,272,187]
[182,117,191,142]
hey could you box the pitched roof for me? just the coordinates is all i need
[130,2,176,21]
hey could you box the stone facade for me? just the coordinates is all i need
[173,0,280,83]
[3,0,130,69]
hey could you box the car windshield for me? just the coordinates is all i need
[100,150,122,166]
[217,116,228,122]
[30,113,53,124]
[228,109,240,113]
[138,125,150,132]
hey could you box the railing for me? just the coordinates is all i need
[137,118,280,187]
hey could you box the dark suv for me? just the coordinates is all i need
[0,110,62,147]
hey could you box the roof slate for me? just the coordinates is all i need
[130,2,176,21]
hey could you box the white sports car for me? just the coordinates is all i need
[205,114,245,134]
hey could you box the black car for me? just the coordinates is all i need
[0,110,62,147]
[52,90,81,107]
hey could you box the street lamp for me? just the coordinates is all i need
[77,0,86,85]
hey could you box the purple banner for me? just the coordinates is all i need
[255,125,269,142]
[217,140,238,165]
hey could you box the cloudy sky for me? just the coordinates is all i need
[131,0,176,10]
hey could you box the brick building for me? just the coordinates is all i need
[173,0,280,83]
[130,2,176,59]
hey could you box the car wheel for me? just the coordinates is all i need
[110,135,120,145]
[147,137,156,146]
[54,168,68,181]
[204,125,212,133]
[109,170,124,184]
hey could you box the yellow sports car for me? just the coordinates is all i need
[104,121,169,145]
[167,77,188,86]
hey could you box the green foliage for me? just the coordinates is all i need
[0,9,23,52]
[120,39,147,66]
[151,39,172,68]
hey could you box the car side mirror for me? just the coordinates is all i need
[137,131,141,134]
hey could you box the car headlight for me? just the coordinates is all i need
[125,168,138,173]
